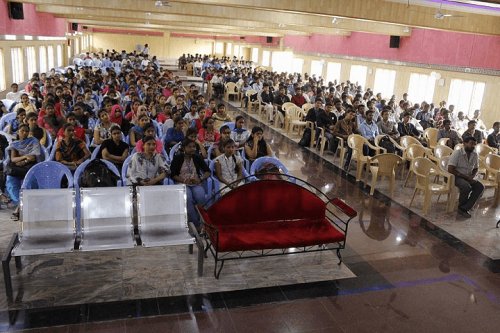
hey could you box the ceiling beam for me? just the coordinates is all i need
[24,0,412,36]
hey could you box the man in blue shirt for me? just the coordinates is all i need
[359,110,380,156]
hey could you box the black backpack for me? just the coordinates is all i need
[79,159,119,187]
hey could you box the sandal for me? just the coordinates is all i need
[0,193,11,204]
[11,212,19,221]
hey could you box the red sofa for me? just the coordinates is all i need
[197,179,357,278]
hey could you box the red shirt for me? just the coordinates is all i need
[291,95,306,107]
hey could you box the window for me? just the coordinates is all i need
[310,60,324,78]
[292,58,304,74]
[11,48,24,84]
[48,45,55,70]
[251,47,259,63]
[0,49,5,91]
[67,45,72,61]
[39,46,47,73]
[262,50,270,66]
[57,45,63,67]
[448,79,485,117]
[408,73,436,104]
[233,44,239,58]
[349,65,367,89]
[373,68,396,99]
[271,51,293,73]
[326,62,341,83]
[214,42,223,54]
[226,43,232,56]
[26,47,37,78]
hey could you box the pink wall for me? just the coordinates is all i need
[283,28,500,70]
[0,0,66,36]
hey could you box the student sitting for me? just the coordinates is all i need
[97,124,129,170]
[214,139,244,194]
[5,124,43,220]
[170,138,210,229]
[57,112,86,142]
[126,135,169,186]
[55,123,91,172]
[163,116,186,152]
[198,117,220,148]
[230,115,250,149]
[5,108,26,137]
[25,112,48,147]
[244,126,273,164]
[135,123,164,154]
[128,114,150,147]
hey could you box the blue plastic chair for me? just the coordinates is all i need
[45,133,53,151]
[152,120,163,138]
[91,145,101,160]
[249,156,290,176]
[49,138,58,160]
[169,142,182,161]
[219,121,235,131]
[21,161,74,189]
[0,113,16,131]
[41,146,50,161]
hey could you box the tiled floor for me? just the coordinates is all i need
[1,99,500,332]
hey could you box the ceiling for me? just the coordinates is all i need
[17,0,500,37]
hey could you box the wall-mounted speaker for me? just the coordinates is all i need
[266,36,273,43]
[240,36,245,40]
[8,2,24,20]
[71,23,78,31]
[389,35,400,48]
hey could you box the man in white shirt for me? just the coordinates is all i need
[194,59,203,77]
[6,83,23,102]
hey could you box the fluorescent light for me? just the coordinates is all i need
[24,35,33,40]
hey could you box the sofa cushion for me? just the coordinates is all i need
[212,218,345,252]
[206,180,326,226]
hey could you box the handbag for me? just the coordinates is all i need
[5,161,35,178]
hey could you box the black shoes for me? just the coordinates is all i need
[458,207,472,218]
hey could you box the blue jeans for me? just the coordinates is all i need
[186,184,206,227]
[6,176,22,205]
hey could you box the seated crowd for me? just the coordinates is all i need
[183,54,498,218]
[0,50,276,225]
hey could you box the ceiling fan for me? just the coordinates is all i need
[155,1,172,7]
[433,1,464,19]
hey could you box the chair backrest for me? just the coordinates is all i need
[45,132,53,150]
[406,144,428,160]
[282,102,295,113]
[201,180,325,226]
[49,138,58,160]
[79,186,135,251]
[475,143,495,158]
[220,121,235,131]
[302,103,314,112]
[289,106,305,120]
[438,156,450,174]
[369,153,402,173]
[434,145,453,159]
[136,185,193,247]
[169,141,182,161]
[454,143,463,151]
[250,156,289,175]
[485,154,500,176]
[412,157,435,188]
[347,134,367,151]
[400,136,422,149]
[424,128,439,147]
[152,119,163,137]
[437,138,449,146]
[91,145,101,160]
[121,155,133,183]
[14,188,76,256]
[225,82,237,93]
[21,161,74,189]
[245,89,257,97]
[0,113,16,131]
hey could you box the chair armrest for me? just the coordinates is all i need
[365,139,386,154]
